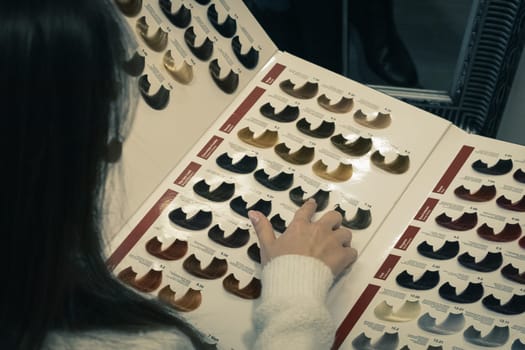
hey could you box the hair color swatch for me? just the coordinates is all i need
[396,270,440,290]
[253,169,294,191]
[482,294,525,315]
[159,0,191,28]
[117,266,162,293]
[514,168,525,183]
[238,127,278,148]
[207,4,237,38]
[520,236,525,249]
[259,102,299,123]
[317,94,353,113]
[279,79,319,99]
[145,236,188,260]
[184,26,213,61]
[158,285,202,312]
[208,224,250,248]
[371,151,410,174]
[163,50,193,85]
[330,134,372,157]
[123,51,145,77]
[334,205,372,230]
[182,253,228,279]
[289,187,329,212]
[496,194,525,212]
[501,263,525,284]
[435,212,478,231]
[463,325,509,347]
[454,184,497,202]
[209,58,239,94]
[168,208,213,230]
[247,242,261,263]
[194,0,210,4]
[438,281,484,303]
[270,214,287,233]
[353,110,391,129]
[458,251,502,272]
[274,143,314,165]
[136,16,168,52]
[223,273,261,299]
[296,119,335,138]
[231,36,259,69]
[216,152,257,174]
[373,300,421,322]
[471,158,513,175]
[229,196,272,217]
[477,222,522,242]
[512,339,525,350]
[417,240,460,260]
[193,179,235,202]
[417,312,465,335]
[351,332,399,350]
[138,74,170,110]
[115,0,142,17]
[312,160,352,182]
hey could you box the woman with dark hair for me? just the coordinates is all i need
[1,0,357,349]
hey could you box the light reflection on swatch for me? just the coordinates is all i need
[330,134,372,157]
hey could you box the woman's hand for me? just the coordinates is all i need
[248,198,358,277]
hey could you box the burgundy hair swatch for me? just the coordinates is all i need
[247,242,261,263]
[259,102,299,123]
[223,273,261,299]
[229,196,272,217]
[396,270,440,290]
[184,26,213,61]
[334,205,372,230]
[454,184,496,202]
[438,281,483,303]
[496,194,525,212]
[463,325,509,347]
[417,240,460,260]
[182,254,228,279]
[159,0,191,28]
[117,266,162,293]
[514,168,525,183]
[115,0,142,17]
[457,251,502,272]
[123,51,145,77]
[274,143,315,165]
[279,79,319,99]
[138,74,170,110]
[353,109,391,129]
[501,263,525,284]
[136,16,168,52]
[317,94,353,113]
[482,293,525,315]
[168,208,213,230]
[158,285,202,312]
[296,119,335,138]
[207,4,237,38]
[371,151,410,174]
[289,187,330,212]
[435,212,477,231]
[477,222,522,242]
[330,134,372,157]
[472,158,513,175]
[145,236,188,260]
[193,179,235,202]
[208,224,250,248]
[231,35,259,69]
[216,152,257,174]
[209,58,239,94]
[253,169,294,191]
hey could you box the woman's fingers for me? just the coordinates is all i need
[318,210,343,229]
[248,210,275,250]
[291,198,317,223]
[333,228,353,247]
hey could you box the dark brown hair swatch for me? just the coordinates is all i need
[216,152,257,174]
[396,270,440,290]
[229,196,272,217]
[330,134,372,157]
[168,207,212,230]
[270,214,287,233]
[521,236,525,249]
[317,94,353,113]
[209,58,239,94]
[253,169,294,191]
[163,50,193,85]
[438,281,484,303]
[454,184,496,202]
[247,242,261,263]
[371,151,410,174]
[223,273,261,299]
[296,119,335,138]
[477,222,522,242]
[182,253,228,279]
[193,179,235,202]
[238,127,278,148]
[514,168,525,183]
[115,0,142,17]
[353,109,391,129]
[207,4,237,38]
[482,294,525,315]
[496,194,525,212]
[334,205,372,230]
[259,102,299,123]
[289,187,329,212]
[472,158,513,175]
[458,251,503,272]
[117,266,162,293]
[208,224,250,248]
[274,143,315,165]
[501,263,525,284]
[138,74,170,110]
[136,16,168,52]
[158,285,202,312]
[463,325,509,347]
[312,160,352,182]
[279,79,319,99]
[231,35,259,69]
[159,0,191,28]
[184,26,213,61]
[145,236,188,260]
[417,240,460,260]
[122,51,145,77]
[435,212,477,231]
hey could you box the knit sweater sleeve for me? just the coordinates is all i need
[253,255,335,350]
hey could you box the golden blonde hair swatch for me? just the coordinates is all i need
[222,273,261,299]
[136,16,168,52]
[354,109,392,129]
[115,0,142,17]
[317,94,353,113]
[312,160,352,182]
[138,74,170,110]
[123,51,145,77]
[117,266,163,293]
[163,50,193,85]
[207,3,237,38]
[145,236,188,261]
[274,143,314,165]
[209,58,239,94]
[330,134,372,156]
[237,127,278,148]
[371,150,410,174]
[279,79,319,99]
[231,35,259,69]
[182,254,228,279]
[373,300,421,322]
[159,0,191,28]
[184,26,213,61]
[296,119,335,138]
[158,285,202,312]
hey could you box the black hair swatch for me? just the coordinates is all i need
[123,51,145,76]
[416,240,460,260]
[353,109,391,129]
[159,0,191,28]
[231,36,259,69]
[194,0,210,4]
[501,263,525,284]
[208,224,250,248]
[317,94,353,113]
[238,127,278,148]
[209,58,239,94]
[184,26,213,61]
[457,251,502,272]
[182,254,228,279]
[289,187,329,212]
[371,150,410,174]
[259,102,299,123]
[454,184,496,202]
[435,212,477,231]
[229,196,272,217]
[274,143,315,165]
[482,294,525,315]
[438,281,484,303]
[334,205,372,230]
[145,236,188,260]
[312,160,352,182]
[279,79,319,99]
[512,339,525,350]
[496,194,525,212]
[514,168,525,183]
[471,158,513,175]
[118,266,163,293]
[270,214,287,233]
[216,152,257,174]
[223,274,261,299]
[138,74,170,110]
[115,0,143,17]
[168,207,212,230]
[247,242,261,263]
[477,222,522,242]
[253,169,294,191]
[296,119,335,138]
[330,134,372,157]
[396,270,440,290]
[136,16,168,52]
[463,325,509,348]
[207,4,237,38]
[193,179,235,202]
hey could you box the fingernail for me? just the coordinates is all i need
[248,210,259,225]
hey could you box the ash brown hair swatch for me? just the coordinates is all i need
[163,50,193,85]
[330,134,372,156]
[115,0,142,17]
[145,236,188,260]
[182,254,228,279]
[223,273,261,299]
[274,143,315,165]
[279,79,319,99]
[159,0,191,28]
[136,16,168,52]
[184,26,213,61]
[209,58,239,94]
[237,127,278,148]
[371,150,410,174]
[158,285,202,312]
[312,160,353,182]
[317,94,353,113]
[117,266,163,293]
[353,109,391,129]
[138,74,170,110]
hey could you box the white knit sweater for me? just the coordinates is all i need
[44,255,335,349]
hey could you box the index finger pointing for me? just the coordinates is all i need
[292,198,317,222]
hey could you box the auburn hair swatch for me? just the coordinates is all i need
[496,194,525,212]
[158,285,202,312]
[145,236,188,260]
[222,273,262,299]
[435,212,477,231]
[454,184,496,202]
[182,253,228,279]
[477,222,522,242]
[117,266,163,293]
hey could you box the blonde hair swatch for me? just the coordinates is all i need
[182,254,228,279]
[237,127,278,148]
[274,143,315,165]
[158,285,202,312]
[117,266,162,293]
[373,300,421,322]
[163,50,193,85]
[353,109,391,129]
[136,16,168,52]
[222,273,261,299]
[312,160,352,182]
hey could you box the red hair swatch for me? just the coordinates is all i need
[117,266,162,293]
[158,285,202,312]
